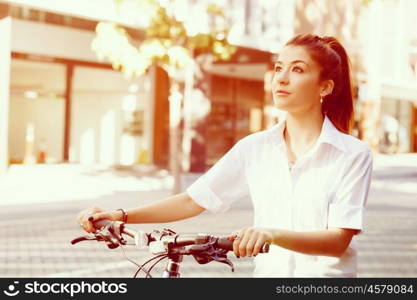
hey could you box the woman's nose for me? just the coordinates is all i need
[273,71,289,85]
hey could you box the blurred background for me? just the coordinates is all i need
[0,0,416,278]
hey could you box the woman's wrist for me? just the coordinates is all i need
[267,228,282,246]
[112,209,127,222]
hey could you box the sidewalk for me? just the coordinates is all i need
[0,153,416,277]
[0,163,252,277]
[1,153,415,203]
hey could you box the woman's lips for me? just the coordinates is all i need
[275,90,291,96]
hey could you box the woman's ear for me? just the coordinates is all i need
[320,79,334,97]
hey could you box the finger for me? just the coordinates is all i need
[245,234,258,257]
[82,212,96,233]
[90,205,102,213]
[77,207,102,233]
[238,230,252,257]
[87,212,112,232]
[76,213,82,225]
[76,218,84,231]
[86,205,103,217]
[233,235,241,258]
[233,229,245,258]
[228,230,240,241]
[252,237,267,257]
[77,209,91,224]
[88,212,111,223]
[82,214,95,233]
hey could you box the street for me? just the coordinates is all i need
[0,154,416,277]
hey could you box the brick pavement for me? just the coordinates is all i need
[0,205,254,277]
[0,153,416,277]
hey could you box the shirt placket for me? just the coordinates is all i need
[280,143,298,227]
[280,145,297,276]
[283,147,314,276]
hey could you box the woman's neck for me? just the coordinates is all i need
[284,110,324,159]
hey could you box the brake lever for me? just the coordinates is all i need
[71,222,127,249]
[212,253,234,272]
[189,243,234,272]
[108,222,127,246]
[70,233,116,247]
[94,224,127,249]
[70,235,98,245]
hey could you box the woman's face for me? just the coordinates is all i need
[272,45,324,114]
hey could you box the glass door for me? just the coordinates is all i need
[9,58,66,164]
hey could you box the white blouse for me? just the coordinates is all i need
[187,114,373,277]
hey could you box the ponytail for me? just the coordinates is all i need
[286,34,354,134]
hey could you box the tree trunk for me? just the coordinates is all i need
[181,61,195,174]
[183,54,212,172]
[168,79,182,194]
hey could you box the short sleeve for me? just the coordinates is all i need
[186,138,250,213]
[327,149,373,234]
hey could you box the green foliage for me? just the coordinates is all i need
[362,0,374,6]
[92,0,236,78]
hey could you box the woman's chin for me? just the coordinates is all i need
[273,99,291,110]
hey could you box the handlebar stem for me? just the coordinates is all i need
[163,252,183,278]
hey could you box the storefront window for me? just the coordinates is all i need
[9,59,66,164]
[207,75,263,166]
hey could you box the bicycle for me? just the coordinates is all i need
[71,220,270,278]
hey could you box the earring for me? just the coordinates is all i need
[320,97,323,103]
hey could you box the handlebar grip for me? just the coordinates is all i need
[216,238,233,251]
[261,243,270,253]
[217,237,270,253]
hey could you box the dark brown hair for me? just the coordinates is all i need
[286,34,354,134]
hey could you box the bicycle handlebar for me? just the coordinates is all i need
[71,219,270,277]
[89,219,269,253]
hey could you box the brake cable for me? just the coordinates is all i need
[118,244,154,278]
[134,254,167,278]
[146,255,169,278]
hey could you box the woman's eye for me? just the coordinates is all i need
[293,66,303,73]
[274,65,303,73]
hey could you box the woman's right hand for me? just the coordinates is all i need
[76,205,121,233]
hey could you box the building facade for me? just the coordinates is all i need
[0,2,164,175]
[291,0,417,153]
[1,0,416,177]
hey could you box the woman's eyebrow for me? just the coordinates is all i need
[275,60,309,67]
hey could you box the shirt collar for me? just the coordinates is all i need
[266,114,347,153]
[318,115,347,153]
[266,116,286,145]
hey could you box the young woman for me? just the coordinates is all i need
[77,34,373,277]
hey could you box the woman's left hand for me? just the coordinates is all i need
[229,227,273,258]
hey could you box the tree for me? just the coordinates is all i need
[91,0,236,193]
